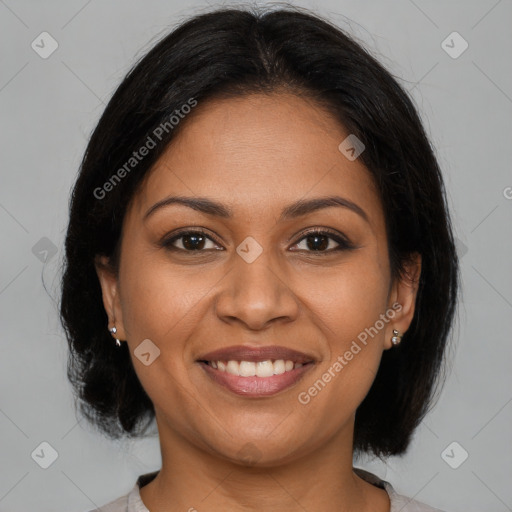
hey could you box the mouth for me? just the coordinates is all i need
[196,345,316,397]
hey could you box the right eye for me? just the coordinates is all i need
[161,229,224,252]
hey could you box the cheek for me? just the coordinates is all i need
[118,245,211,343]
[117,251,207,405]
[305,253,390,344]
[297,253,390,407]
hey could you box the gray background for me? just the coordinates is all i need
[0,0,511,511]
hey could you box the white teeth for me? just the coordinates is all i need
[239,361,256,377]
[226,360,240,375]
[256,360,274,377]
[208,359,304,377]
[273,359,285,375]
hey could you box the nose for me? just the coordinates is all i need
[214,249,300,331]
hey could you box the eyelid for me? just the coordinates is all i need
[293,226,350,242]
[161,227,224,249]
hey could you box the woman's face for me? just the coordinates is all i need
[97,92,419,466]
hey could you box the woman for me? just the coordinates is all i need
[60,5,459,512]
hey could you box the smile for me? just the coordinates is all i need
[204,359,303,377]
[196,344,316,397]
[197,358,315,397]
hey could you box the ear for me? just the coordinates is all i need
[384,252,422,350]
[94,255,127,341]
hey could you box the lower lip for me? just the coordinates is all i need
[198,361,314,397]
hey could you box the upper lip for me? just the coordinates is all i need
[197,345,315,364]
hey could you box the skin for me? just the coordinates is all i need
[95,92,421,512]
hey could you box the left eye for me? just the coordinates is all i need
[291,230,351,253]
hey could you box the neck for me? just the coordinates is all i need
[139,418,390,512]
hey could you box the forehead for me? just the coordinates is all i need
[130,93,383,229]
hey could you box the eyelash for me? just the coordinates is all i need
[160,228,355,255]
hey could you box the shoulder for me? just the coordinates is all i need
[85,494,128,512]
[83,471,157,512]
[84,491,129,512]
[353,467,450,512]
[390,493,448,512]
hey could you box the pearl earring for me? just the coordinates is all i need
[391,329,403,346]
[109,326,121,347]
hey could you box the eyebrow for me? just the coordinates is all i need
[143,194,369,224]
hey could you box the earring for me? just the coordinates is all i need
[391,329,403,346]
[109,326,121,347]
